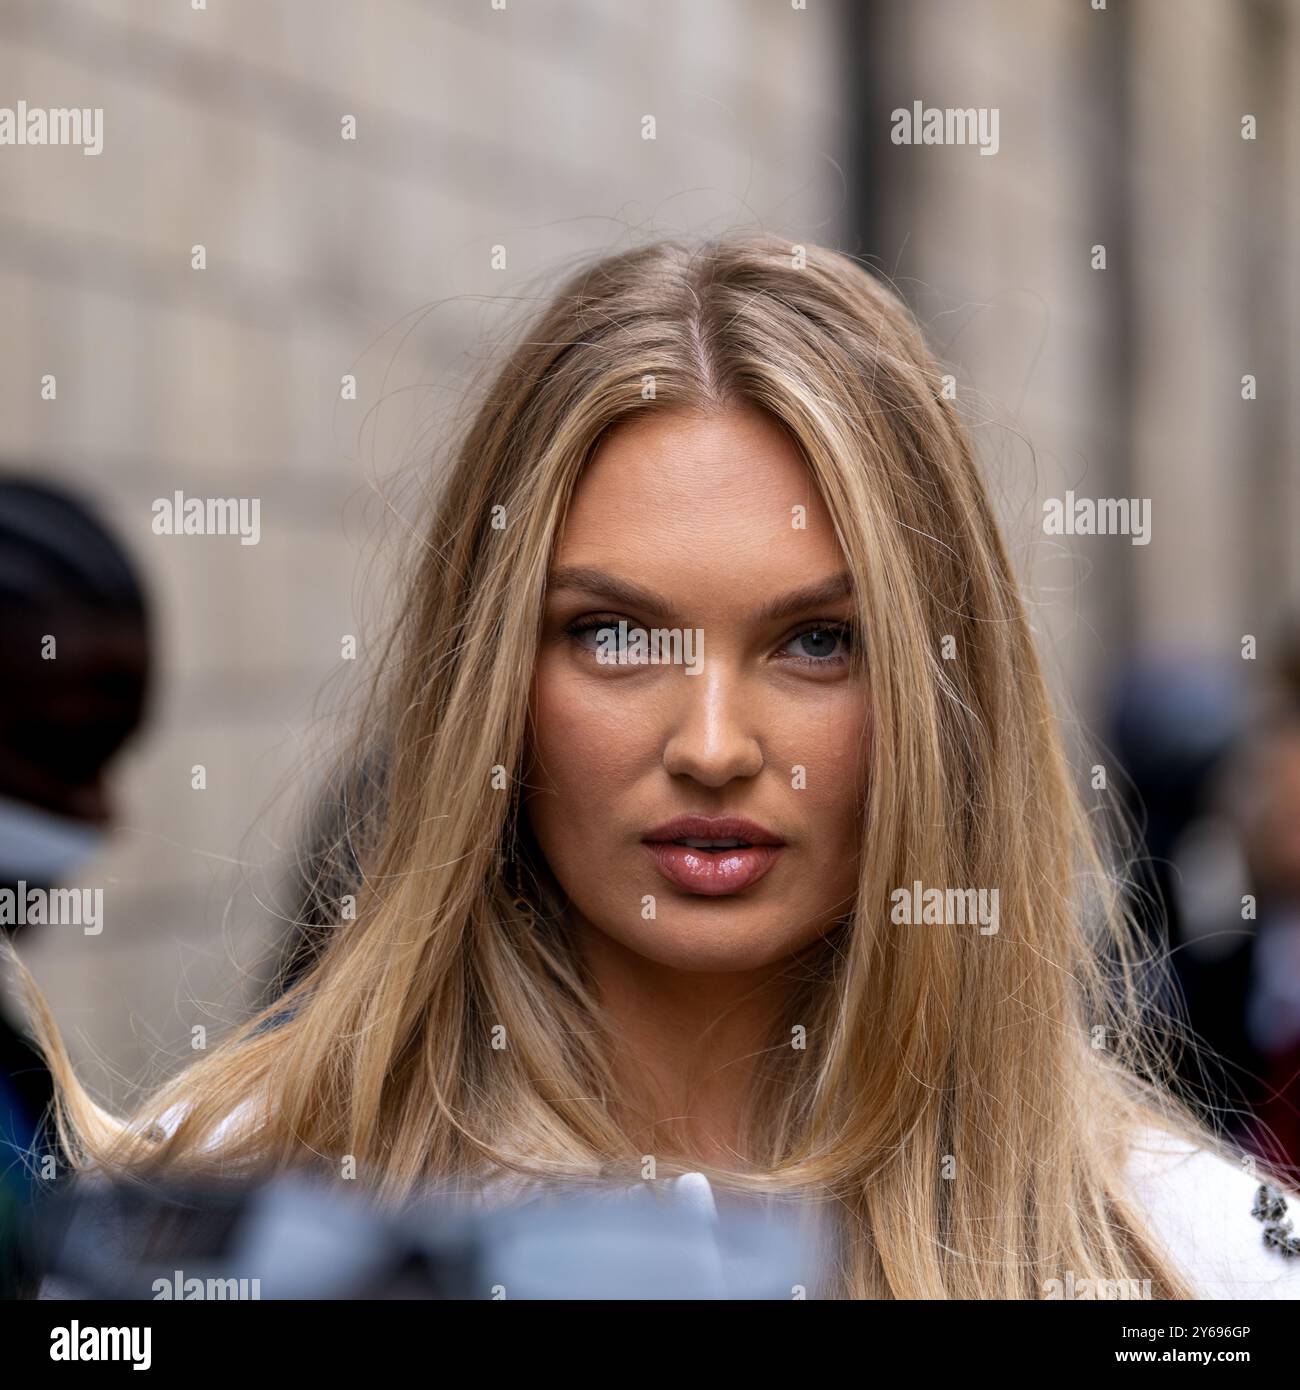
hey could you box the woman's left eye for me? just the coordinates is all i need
[778,624,853,664]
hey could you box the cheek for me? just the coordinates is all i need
[526,653,647,829]
[780,689,871,849]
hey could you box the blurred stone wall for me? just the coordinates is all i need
[849,0,1300,725]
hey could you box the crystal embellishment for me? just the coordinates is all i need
[1252,1182,1300,1257]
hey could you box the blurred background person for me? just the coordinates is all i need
[1240,712,1300,1169]
[1231,630,1300,1173]
[0,479,151,1295]
[1104,658,1257,1138]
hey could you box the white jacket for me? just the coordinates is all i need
[1119,1125,1300,1299]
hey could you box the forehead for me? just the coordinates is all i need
[554,406,844,593]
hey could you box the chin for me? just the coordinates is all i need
[603,911,820,974]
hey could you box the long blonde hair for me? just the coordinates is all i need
[8,231,1245,1297]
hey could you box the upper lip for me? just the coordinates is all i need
[641,814,785,847]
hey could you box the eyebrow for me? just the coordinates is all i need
[546,566,854,623]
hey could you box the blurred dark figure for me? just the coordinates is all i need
[1234,702,1300,1174]
[0,478,151,1283]
[1108,659,1255,1124]
[1109,628,1300,1178]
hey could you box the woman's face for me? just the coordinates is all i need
[525,404,870,972]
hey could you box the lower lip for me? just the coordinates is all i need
[641,842,784,896]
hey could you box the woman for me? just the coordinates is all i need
[10,232,1300,1298]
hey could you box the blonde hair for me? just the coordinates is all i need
[7,231,1246,1297]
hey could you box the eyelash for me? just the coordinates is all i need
[563,617,854,668]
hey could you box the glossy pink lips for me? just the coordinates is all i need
[641,815,785,897]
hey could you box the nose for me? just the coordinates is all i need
[661,662,764,787]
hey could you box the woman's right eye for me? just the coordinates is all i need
[567,617,615,642]
[565,616,636,659]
